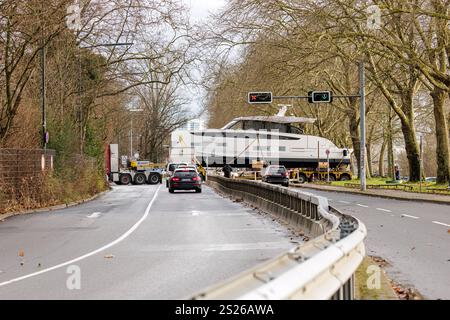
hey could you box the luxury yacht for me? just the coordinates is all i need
[170,108,351,169]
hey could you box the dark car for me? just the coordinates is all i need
[168,168,202,193]
[262,165,290,187]
[165,162,188,187]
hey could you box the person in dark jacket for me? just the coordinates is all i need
[223,164,232,178]
[395,165,400,181]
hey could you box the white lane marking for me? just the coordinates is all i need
[87,212,102,219]
[339,201,350,204]
[432,221,450,227]
[203,242,291,252]
[192,210,201,216]
[376,208,392,213]
[229,228,267,232]
[357,204,369,208]
[402,214,420,220]
[0,186,162,288]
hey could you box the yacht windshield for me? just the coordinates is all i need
[222,120,304,134]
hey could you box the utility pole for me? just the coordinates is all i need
[419,134,423,193]
[130,118,133,159]
[129,108,143,159]
[359,61,366,191]
[40,43,47,150]
[40,1,47,150]
[326,149,330,183]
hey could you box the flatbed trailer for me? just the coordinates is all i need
[289,168,352,184]
[226,167,352,183]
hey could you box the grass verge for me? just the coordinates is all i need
[355,256,398,300]
[330,178,450,194]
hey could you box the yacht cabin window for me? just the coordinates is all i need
[224,120,303,134]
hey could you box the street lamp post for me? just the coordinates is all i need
[359,61,367,191]
[129,108,143,159]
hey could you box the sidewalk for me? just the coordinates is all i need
[292,183,450,205]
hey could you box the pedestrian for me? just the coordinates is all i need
[395,165,400,181]
[223,164,232,178]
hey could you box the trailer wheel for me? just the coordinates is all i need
[298,174,307,184]
[148,173,160,185]
[119,174,132,185]
[340,174,351,181]
[134,173,146,185]
[328,174,336,182]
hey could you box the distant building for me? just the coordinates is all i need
[178,119,205,131]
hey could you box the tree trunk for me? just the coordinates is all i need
[387,117,394,179]
[366,143,373,178]
[431,88,450,183]
[379,138,386,177]
[400,122,421,182]
[399,92,421,182]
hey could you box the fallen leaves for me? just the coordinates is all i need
[370,256,390,268]
[391,283,422,300]
[18,250,24,257]
[104,254,115,259]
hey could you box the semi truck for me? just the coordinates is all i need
[106,144,163,185]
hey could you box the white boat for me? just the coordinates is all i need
[170,108,351,169]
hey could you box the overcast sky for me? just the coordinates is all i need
[178,0,227,119]
[186,0,227,22]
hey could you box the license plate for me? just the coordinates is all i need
[182,179,191,182]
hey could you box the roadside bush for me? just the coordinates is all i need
[0,156,108,215]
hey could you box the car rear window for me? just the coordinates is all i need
[268,167,286,174]
[174,171,197,178]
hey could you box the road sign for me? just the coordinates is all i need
[308,91,333,103]
[248,92,273,104]
[43,131,49,144]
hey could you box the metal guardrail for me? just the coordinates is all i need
[192,176,367,300]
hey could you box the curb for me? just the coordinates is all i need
[0,188,112,222]
[292,183,450,206]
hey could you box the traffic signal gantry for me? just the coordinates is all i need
[247,62,367,191]
[247,91,338,105]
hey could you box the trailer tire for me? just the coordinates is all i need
[134,173,146,185]
[148,173,160,185]
[119,174,132,185]
[298,174,307,184]
[340,174,351,181]
[328,174,336,182]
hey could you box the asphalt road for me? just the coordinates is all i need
[300,187,450,300]
[0,185,296,299]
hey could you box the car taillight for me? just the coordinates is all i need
[172,177,181,182]
[284,172,289,177]
[192,177,201,181]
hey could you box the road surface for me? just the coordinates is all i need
[299,187,450,300]
[0,185,296,299]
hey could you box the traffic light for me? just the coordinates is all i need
[248,92,273,104]
[308,91,333,103]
